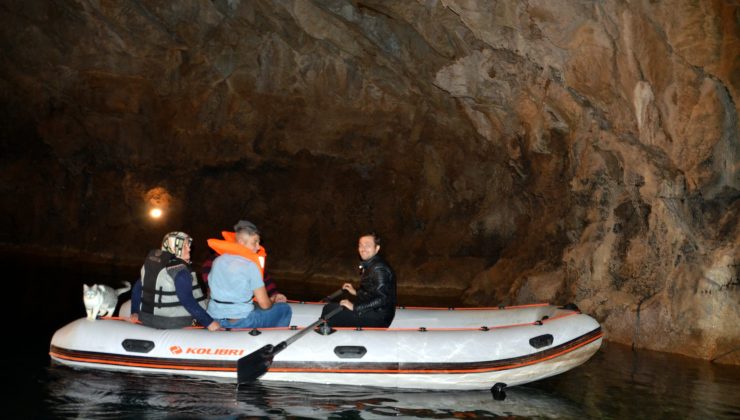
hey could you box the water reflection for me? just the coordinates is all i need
[530,342,740,420]
[43,367,584,419]
[33,343,740,419]
[236,382,585,419]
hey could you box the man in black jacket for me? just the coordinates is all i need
[321,232,397,327]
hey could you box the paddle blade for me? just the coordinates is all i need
[237,344,275,385]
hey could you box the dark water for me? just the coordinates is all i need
[7,253,740,419]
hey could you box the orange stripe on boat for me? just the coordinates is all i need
[49,351,235,372]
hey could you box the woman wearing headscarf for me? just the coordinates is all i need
[129,231,220,331]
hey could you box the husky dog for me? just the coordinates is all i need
[83,282,131,320]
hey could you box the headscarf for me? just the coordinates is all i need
[161,231,192,260]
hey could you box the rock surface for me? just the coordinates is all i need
[0,0,737,363]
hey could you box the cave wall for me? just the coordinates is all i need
[0,0,737,363]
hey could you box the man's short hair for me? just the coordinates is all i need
[234,220,259,235]
[359,231,381,246]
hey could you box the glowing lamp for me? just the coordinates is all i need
[149,208,163,219]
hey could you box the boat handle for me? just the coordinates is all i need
[121,339,155,353]
[529,334,554,349]
[334,346,367,359]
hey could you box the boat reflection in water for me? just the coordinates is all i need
[44,366,585,419]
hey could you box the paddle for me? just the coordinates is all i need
[322,288,344,302]
[237,290,345,385]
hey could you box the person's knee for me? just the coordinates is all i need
[269,302,291,326]
[281,304,292,321]
[274,302,292,315]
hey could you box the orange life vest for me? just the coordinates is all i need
[207,231,266,278]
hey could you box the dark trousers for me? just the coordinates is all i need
[320,302,394,328]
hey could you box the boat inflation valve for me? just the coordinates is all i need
[491,382,507,401]
[316,321,336,335]
[249,329,261,336]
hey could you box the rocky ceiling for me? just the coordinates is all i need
[0,0,738,363]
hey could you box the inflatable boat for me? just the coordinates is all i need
[49,301,603,390]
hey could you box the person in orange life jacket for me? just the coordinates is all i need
[201,235,286,303]
[129,231,220,331]
[321,232,397,328]
[206,220,292,328]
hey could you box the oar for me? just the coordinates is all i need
[237,292,345,385]
[322,288,344,302]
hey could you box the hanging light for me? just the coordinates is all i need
[145,187,172,221]
[149,207,163,219]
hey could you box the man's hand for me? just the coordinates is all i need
[342,283,356,296]
[207,321,221,331]
[340,299,354,311]
[271,293,287,303]
[129,313,139,323]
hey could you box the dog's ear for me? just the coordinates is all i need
[83,284,89,291]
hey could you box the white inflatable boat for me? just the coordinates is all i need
[49,301,602,390]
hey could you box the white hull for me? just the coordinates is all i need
[50,302,603,390]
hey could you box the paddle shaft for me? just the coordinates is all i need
[237,290,345,385]
[322,288,344,302]
[282,305,343,348]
